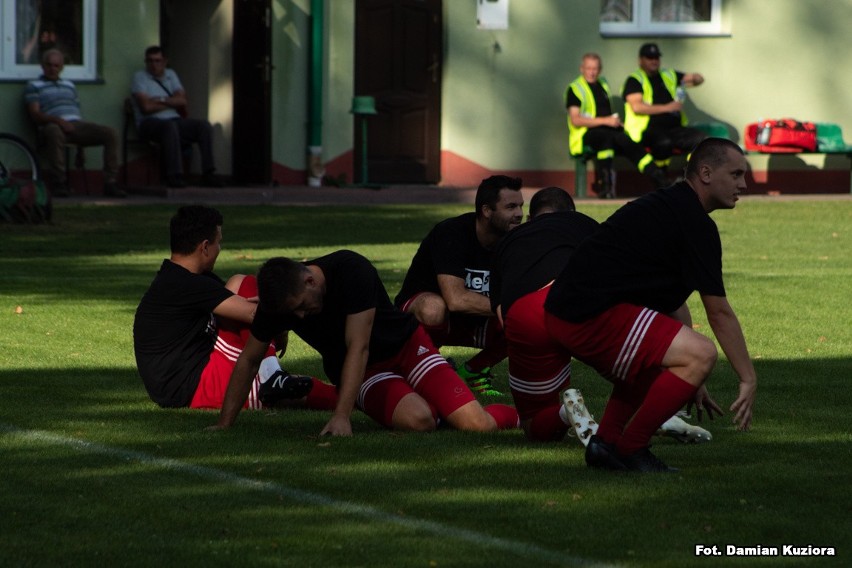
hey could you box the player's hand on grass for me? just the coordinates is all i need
[320,413,353,437]
[730,380,756,431]
[687,385,724,422]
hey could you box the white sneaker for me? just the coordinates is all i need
[658,414,712,444]
[562,388,598,447]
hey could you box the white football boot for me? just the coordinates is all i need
[562,388,598,447]
[657,412,712,443]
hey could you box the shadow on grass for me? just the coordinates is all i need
[0,204,459,301]
[2,355,850,565]
[0,204,460,256]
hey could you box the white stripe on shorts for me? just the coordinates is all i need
[214,336,242,362]
[611,307,657,380]
[408,354,448,389]
[357,371,400,409]
[509,362,571,396]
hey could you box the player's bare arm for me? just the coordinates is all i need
[436,274,493,316]
[701,294,757,431]
[212,295,257,325]
[320,309,375,437]
[669,302,693,327]
[212,334,268,429]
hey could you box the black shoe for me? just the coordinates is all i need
[620,447,679,473]
[585,435,628,471]
[200,173,225,188]
[594,166,616,199]
[103,182,127,198]
[258,370,313,406]
[166,176,187,188]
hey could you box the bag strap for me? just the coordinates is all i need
[153,78,173,97]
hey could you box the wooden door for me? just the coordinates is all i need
[232,0,272,184]
[355,0,442,184]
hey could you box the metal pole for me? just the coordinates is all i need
[361,117,369,185]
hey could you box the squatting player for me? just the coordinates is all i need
[394,175,524,396]
[491,187,601,443]
[544,138,758,472]
[492,188,711,447]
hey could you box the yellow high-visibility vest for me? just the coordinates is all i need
[623,68,687,143]
[565,76,613,159]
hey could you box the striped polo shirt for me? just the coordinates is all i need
[23,77,82,121]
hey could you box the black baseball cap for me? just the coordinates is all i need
[639,43,662,58]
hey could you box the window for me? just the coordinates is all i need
[1,0,98,81]
[600,0,726,37]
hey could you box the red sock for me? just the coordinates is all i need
[527,404,569,441]
[484,404,520,430]
[597,371,655,444]
[617,370,697,455]
[305,379,339,411]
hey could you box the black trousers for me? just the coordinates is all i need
[138,117,216,177]
[583,126,648,168]
[641,125,707,161]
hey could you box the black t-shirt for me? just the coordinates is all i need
[545,182,726,322]
[133,260,233,407]
[622,70,685,131]
[491,211,600,316]
[251,250,419,384]
[395,213,492,306]
[566,81,613,117]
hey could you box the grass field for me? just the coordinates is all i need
[1,199,850,567]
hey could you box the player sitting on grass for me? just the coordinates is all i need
[133,205,337,411]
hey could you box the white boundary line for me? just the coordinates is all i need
[1,424,617,567]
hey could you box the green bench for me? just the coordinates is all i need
[744,122,852,193]
[815,122,852,153]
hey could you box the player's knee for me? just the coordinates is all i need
[414,298,448,328]
[224,274,247,294]
[448,404,497,432]
[391,395,437,432]
[395,407,437,432]
[691,335,718,378]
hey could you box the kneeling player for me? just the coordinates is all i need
[215,250,519,435]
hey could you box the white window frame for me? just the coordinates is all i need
[601,0,726,37]
[0,0,99,81]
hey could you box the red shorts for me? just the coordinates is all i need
[504,284,573,421]
[544,303,682,383]
[358,326,476,427]
[189,275,274,409]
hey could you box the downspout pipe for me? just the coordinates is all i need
[307,0,325,186]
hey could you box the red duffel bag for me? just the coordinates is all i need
[745,119,817,153]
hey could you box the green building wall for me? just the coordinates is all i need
[0,0,159,176]
[2,1,849,193]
